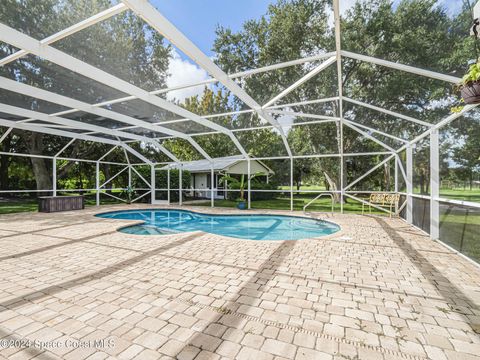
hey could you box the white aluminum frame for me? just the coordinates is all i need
[0,0,478,244]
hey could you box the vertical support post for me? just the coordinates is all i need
[247,158,251,209]
[333,0,344,214]
[394,155,399,193]
[179,164,183,206]
[167,168,170,204]
[225,174,228,200]
[211,164,214,208]
[430,129,440,240]
[394,155,399,214]
[128,166,132,188]
[52,158,57,197]
[150,164,155,204]
[290,158,294,211]
[406,145,413,224]
[95,161,100,206]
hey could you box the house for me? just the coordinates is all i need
[161,155,274,199]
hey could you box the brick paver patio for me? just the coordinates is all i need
[0,205,479,360]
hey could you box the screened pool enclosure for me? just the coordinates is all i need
[0,1,479,262]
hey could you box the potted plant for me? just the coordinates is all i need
[220,172,264,210]
[125,186,134,204]
[459,60,480,104]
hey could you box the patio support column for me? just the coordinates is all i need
[430,129,440,240]
[247,158,251,209]
[394,156,398,193]
[211,164,214,208]
[394,155,399,214]
[52,158,57,197]
[128,166,132,189]
[225,174,228,200]
[333,0,344,214]
[290,158,293,211]
[406,144,413,224]
[179,164,183,206]
[150,164,155,204]
[167,168,170,204]
[95,161,100,206]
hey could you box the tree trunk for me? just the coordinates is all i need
[27,133,52,196]
[384,162,391,191]
[102,164,111,194]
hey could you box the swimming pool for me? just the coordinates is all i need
[96,209,340,241]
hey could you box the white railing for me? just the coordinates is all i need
[303,192,335,213]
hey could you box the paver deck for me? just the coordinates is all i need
[0,204,479,360]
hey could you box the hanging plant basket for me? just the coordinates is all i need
[460,81,480,104]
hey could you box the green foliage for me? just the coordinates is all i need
[220,172,269,201]
[461,62,480,85]
[0,0,171,192]
[224,179,278,201]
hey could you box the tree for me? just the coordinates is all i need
[451,110,480,190]
[0,0,171,193]
[213,0,474,195]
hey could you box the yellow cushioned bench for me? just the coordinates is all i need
[362,193,400,217]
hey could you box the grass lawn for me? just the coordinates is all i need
[439,204,480,264]
[439,188,480,203]
[278,185,327,191]
[190,194,386,215]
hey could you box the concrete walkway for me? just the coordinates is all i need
[0,205,479,360]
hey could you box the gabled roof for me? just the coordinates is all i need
[160,155,274,174]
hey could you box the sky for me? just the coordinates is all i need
[150,0,465,101]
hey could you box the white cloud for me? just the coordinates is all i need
[327,0,358,28]
[277,112,295,134]
[166,49,211,102]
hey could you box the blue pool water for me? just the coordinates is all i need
[96,209,340,241]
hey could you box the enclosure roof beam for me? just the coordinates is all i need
[0,127,12,144]
[343,120,396,153]
[121,0,291,158]
[0,77,197,162]
[0,3,128,66]
[262,56,336,109]
[343,96,432,127]
[55,138,76,158]
[0,103,173,163]
[264,97,339,110]
[344,154,396,191]
[0,23,239,161]
[120,143,152,165]
[267,109,340,121]
[342,119,409,144]
[0,77,189,139]
[0,118,120,146]
[396,104,479,153]
[150,52,337,97]
[341,51,461,84]
[146,117,339,141]
[98,145,118,162]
